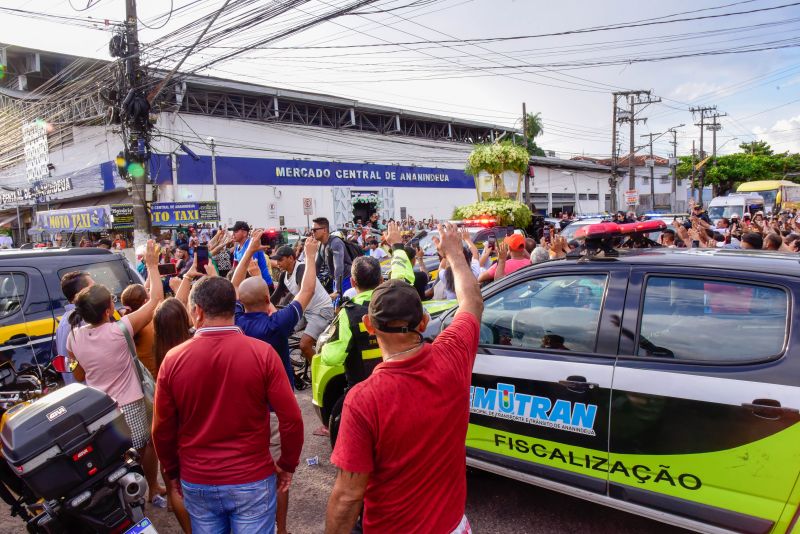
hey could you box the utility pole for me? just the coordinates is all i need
[667,124,684,211]
[609,93,618,213]
[690,140,696,202]
[707,111,726,197]
[209,137,218,205]
[641,133,658,212]
[522,102,530,209]
[613,90,661,213]
[689,105,719,208]
[120,0,152,243]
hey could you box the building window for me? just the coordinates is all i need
[659,176,669,184]
[642,177,650,184]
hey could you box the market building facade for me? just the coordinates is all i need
[0,44,519,243]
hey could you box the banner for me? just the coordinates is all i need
[150,201,220,226]
[151,155,476,189]
[36,206,111,232]
[110,204,135,229]
[0,177,73,206]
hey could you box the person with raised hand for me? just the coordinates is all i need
[325,222,482,534]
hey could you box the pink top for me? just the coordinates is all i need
[66,315,143,405]
[485,258,531,279]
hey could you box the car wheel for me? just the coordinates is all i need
[328,394,346,449]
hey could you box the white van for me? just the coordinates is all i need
[707,193,765,223]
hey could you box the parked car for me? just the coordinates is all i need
[0,248,140,372]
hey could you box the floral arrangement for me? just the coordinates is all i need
[453,198,532,228]
[352,193,381,208]
[464,142,529,177]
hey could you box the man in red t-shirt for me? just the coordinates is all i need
[153,276,304,533]
[326,222,483,534]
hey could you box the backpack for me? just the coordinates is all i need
[331,236,364,262]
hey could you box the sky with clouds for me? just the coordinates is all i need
[1,0,798,160]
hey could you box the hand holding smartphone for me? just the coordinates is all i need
[195,245,209,274]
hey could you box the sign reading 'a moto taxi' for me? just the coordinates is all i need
[150,201,220,226]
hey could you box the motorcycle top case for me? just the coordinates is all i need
[1,383,132,500]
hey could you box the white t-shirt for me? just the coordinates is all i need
[369,247,388,260]
[285,261,334,316]
[343,287,358,299]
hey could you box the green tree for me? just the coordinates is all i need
[738,140,773,156]
[512,112,545,157]
[676,143,800,196]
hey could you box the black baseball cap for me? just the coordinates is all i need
[271,245,295,260]
[230,221,250,232]
[368,279,423,333]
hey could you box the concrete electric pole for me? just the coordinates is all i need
[122,0,152,242]
[522,102,530,209]
[612,90,661,212]
[689,105,720,208]
[641,132,658,212]
[667,124,684,211]
[609,93,619,213]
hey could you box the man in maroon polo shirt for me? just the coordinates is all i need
[153,276,303,533]
[325,222,484,534]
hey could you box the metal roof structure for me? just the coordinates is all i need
[1,43,517,145]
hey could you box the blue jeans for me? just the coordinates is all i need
[181,475,277,534]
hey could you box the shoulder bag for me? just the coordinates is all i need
[117,320,156,413]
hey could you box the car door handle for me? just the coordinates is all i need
[6,335,30,345]
[558,376,598,393]
[742,399,799,420]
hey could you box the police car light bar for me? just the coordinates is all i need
[450,217,497,226]
[574,220,666,240]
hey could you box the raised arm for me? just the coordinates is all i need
[493,240,510,281]
[293,236,320,311]
[231,229,265,293]
[438,223,483,319]
[384,221,414,284]
[174,267,196,308]
[127,240,164,333]
[460,228,479,264]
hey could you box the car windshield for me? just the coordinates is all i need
[417,227,481,255]
[708,205,744,220]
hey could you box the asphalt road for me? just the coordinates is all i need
[0,388,687,533]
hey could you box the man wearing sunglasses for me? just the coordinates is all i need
[311,218,352,305]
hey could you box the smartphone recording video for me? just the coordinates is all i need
[195,245,209,274]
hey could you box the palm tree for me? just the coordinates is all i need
[525,112,544,140]
[519,112,545,157]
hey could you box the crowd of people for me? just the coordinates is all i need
[55,214,485,534]
[51,200,800,534]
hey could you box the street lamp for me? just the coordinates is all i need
[207,137,218,206]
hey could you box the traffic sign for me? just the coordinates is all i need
[624,190,639,206]
[303,197,313,215]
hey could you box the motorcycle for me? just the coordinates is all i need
[0,358,156,533]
